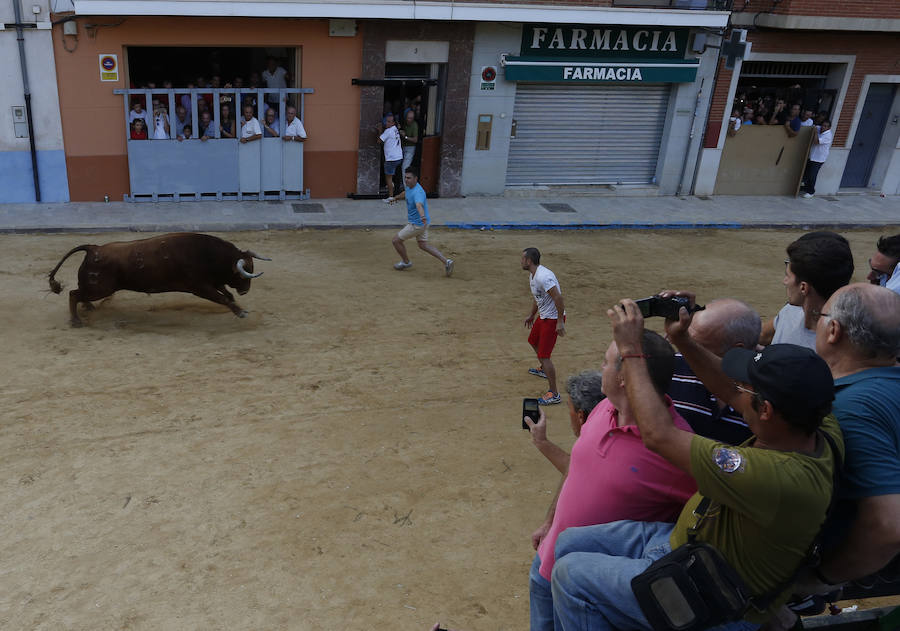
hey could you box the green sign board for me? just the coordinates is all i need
[503,59,699,84]
[521,24,690,60]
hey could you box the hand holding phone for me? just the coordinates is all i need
[522,398,540,430]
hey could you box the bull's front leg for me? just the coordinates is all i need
[191,285,247,318]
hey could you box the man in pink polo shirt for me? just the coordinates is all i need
[527,330,697,631]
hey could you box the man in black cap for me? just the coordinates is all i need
[548,298,842,631]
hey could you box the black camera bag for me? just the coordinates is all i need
[631,533,751,630]
[631,431,842,631]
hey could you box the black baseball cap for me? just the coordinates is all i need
[722,344,834,415]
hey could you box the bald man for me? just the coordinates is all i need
[666,297,761,444]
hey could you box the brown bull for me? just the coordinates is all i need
[48,233,271,326]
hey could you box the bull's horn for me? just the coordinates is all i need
[236,258,263,279]
[247,250,272,261]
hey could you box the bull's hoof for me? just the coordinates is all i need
[70,319,83,328]
[237,310,249,318]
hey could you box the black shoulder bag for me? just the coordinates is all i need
[630,432,842,631]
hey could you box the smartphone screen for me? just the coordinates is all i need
[522,398,540,430]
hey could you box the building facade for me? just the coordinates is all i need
[41,0,733,202]
[696,0,900,196]
[1,0,68,202]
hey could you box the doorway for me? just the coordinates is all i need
[380,63,446,194]
[842,84,896,188]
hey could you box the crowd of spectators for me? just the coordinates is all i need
[126,57,307,144]
[728,98,829,137]
[432,232,900,631]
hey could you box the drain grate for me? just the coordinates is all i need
[697,196,712,201]
[540,203,576,213]
[292,203,325,213]
[822,196,839,202]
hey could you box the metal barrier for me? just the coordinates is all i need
[114,87,314,202]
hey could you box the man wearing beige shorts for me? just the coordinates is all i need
[387,169,454,276]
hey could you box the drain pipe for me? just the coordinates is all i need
[677,78,704,198]
[12,0,41,202]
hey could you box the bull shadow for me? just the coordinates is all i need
[72,294,264,332]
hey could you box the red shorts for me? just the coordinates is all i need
[528,316,563,359]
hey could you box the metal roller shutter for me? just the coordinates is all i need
[506,84,671,186]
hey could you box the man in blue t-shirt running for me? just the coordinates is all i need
[387,169,454,277]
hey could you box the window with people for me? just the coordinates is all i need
[124,48,306,144]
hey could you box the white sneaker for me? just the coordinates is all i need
[445,259,454,277]
[393,261,413,270]
[802,193,814,199]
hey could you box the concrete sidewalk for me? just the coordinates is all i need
[0,193,898,233]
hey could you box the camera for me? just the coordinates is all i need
[634,295,702,319]
[522,398,540,430]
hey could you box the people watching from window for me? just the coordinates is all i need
[130,118,148,140]
[239,104,263,144]
[198,110,218,141]
[282,105,307,142]
[128,100,149,127]
[151,100,170,140]
[219,104,236,139]
[728,107,742,137]
[179,124,192,141]
[263,108,279,138]
[262,57,289,111]
[174,105,189,140]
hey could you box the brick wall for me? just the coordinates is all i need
[755,0,900,19]
[705,31,900,147]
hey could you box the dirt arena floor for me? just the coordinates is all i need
[1,226,896,630]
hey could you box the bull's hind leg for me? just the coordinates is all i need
[68,290,84,327]
[191,285,247,318]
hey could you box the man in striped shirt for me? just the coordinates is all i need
[666,297,761,445]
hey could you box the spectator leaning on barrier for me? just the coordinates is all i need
[547,297,841,631]
[239,105,263,144]
[282,106,307,143]
[760,231,854,350]
[764,284,900,630]
[867,234,900,294]
[263,108,279,138]
[667,297,760,445]
[526,338,697,631]
[801,120,833,199]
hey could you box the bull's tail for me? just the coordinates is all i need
[48,245,93,294]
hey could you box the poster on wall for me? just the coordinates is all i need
[99,54,118,82]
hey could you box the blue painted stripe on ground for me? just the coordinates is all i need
[444,222,897,231]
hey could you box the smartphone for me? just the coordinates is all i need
[522,398,540,430]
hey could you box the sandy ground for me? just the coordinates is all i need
[1,227,897,631]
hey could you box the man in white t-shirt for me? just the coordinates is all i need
[802,119,833,199]
[239,105,263,144]
[522,247,566,405]
[378,114,403,199]
[282,105,307,142]
[262,57,289,110]
[761,231,854,350]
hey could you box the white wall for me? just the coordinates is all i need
[0,0,65,153]
[460,22,521,195]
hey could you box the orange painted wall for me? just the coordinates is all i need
[52,16,362,200]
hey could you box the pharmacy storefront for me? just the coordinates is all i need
[461,22,718,194]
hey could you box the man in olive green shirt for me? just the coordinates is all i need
[549,295,841,631]
[400,109,419,173]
